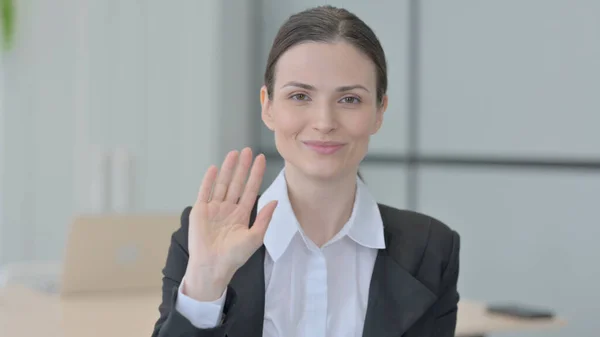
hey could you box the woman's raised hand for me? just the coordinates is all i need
[183,148,278,301]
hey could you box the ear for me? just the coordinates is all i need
[371,94,388,134]
[260,85,275,131]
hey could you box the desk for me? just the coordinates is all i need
[1,286,566,337]
[0,286,159,337]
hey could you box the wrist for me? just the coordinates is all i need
[182,264,234,302]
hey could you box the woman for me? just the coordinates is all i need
[152,5,459,337]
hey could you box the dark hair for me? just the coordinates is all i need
[263,5,388,105]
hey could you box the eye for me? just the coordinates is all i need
[290,93,310,101]
[340,96,361,104]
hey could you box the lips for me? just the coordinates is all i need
[302,141,345,155]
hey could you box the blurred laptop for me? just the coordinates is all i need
[59,213,181,296]
[0,213,181,296]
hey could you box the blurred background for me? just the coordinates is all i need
[1,0,599,336]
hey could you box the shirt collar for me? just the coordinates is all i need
[258,168,386,262]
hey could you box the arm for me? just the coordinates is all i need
[431,230,461,337]
[152,150,276,337]
[151,207,236,337]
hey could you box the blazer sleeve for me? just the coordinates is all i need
[151,206,237,337]
[431,230,461,337]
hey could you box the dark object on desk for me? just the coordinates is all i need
[486,304,555,319]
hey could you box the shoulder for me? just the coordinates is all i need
[378,203,459,255]
[378,204,460,290]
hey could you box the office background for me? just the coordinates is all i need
[0,1,598,336]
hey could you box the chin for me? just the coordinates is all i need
[278,144,361,181]
[292,161,348,180]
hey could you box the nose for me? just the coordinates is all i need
[311,103,337,134]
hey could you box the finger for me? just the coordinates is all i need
[225,147,253,203]
[197,165,218,204]
[211,150,239,201]
[238,154,266,210]
[249,200,278,243]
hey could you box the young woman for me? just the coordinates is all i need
[153,5,460,337]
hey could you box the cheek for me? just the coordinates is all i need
[271,106,306,135]
[345,112,377,138]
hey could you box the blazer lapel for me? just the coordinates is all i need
[362,248,437,337]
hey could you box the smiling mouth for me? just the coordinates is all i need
[302,141,345,155]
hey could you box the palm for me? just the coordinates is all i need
[187,148,278,273]
[192,202,250,262]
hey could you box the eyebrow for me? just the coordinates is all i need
[281,81,370,93]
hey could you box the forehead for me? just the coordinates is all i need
[274,41,377,89]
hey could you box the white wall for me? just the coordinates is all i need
[419,0,600,158]
[0,0,256,264]
[1,0,78,263]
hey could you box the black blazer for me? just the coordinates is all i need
[152,200,460,337]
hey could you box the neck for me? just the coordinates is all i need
[284,164,358,247]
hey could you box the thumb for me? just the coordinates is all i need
[249,200,278,241]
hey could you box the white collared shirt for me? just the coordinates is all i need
[176,169,386,337]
